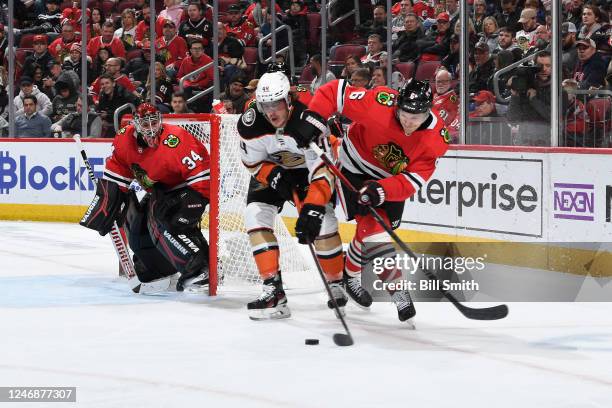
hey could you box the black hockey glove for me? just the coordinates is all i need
[293,110,327,148]
[358,181,386,208]
[295,203,326,244]
[267,166,296,201]
[80,178,128,236]
[152,186,208,230]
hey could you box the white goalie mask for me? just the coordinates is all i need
[255,71,291,115]
[133,103,162,147]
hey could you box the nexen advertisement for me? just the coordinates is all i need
[0,141,112,205]
[403,152,544,238]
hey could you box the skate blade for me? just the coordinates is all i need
[248,304,291,320]
[402,318,416,330]
[347,295,372,311]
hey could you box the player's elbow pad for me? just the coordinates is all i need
[293,110,327,148]
[80,178,129,236]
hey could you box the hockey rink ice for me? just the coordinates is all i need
[1,221,611,408]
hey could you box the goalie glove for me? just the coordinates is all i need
[293,110,327,148]
[358,181,386,208]
[295,203,325,244]
[80,178,128,236]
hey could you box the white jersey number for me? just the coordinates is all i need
[348,91,365,100]
[182,150,204,170]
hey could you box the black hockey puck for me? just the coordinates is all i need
[305,338,319,345]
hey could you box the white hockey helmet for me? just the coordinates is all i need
[255,71,291,113]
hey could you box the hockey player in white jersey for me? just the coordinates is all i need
[237,71,345,320]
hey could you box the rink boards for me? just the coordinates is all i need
[1,139,611,275]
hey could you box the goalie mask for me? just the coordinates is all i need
[255,72,291,120]
[134,103,162,147]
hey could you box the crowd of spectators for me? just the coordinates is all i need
[1,0,611,146]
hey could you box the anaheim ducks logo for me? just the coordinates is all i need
[270,151,305,168]
[372,143,409,175]
[131,163,156,189]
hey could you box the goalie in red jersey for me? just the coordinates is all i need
[80,103,211,292]
[299,78,450,324]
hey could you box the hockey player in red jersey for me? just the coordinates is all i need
[300,78,450,323]
[237,71,345,320]
[80,103,211,292]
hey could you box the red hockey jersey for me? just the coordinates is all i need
[432,89,460,139]
[225,19,257,47]
[103,123,210,199]
[309,80,449,202]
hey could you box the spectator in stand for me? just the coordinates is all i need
[391,0,413,40]
[309,53,336,93]
[90,57,138,102]
[217,22,245,85]
[361,34,387,66]
[31,64,45,91]
[561,78,588,147]
[490,49,518,98]
[23,34,54,78]
[15,95,52,138]
[350,67,371,88]
[225,4,257,47]
[87,7,103,39]
[114,8,138,52]
[13,0,62,40]
[178,2,213,53]
[469,42,496,93]
[340,55,363,80]
[562,22,578,78]
[282,0,309,66]
[135,5,151,43]
[494,26,517,54]
[61,0,90,32]
[392,13,424,62]
[573,38,607,89]
[566,0,585,30]
[51,95,102,138]
[156,0,186,37]
[87,21,127,61]
[578,4,610,52]
[156,19,189,80]
[62,42,94,83]
[527,24,551,56]
[218,73,249,114]
[355,4,388,39]
[40,61,63,100]
[441,34,460,78]
[469,90,497,118]
[473,0,488,34]
[370,66,387,87]
[259,7,289,63]
[14,76,53,117]
[479,17,500,53]
[170,92,194,113]
[515,8,539,53]
[0,25,7,64]
[125,45,151,86]
[199,0,214,21]
[417,12,452,61]
[177,39,214,107]
[49,22,80,63]
[96,74,140,137]
[134,0,147,21]
[92,47,113,79]
[50,76,78,123]
[524,0,546,25]
[445,0,459,27]
[454,18,478,49]
[495,0,521,33]
[507,50,553,145]
[432,69,459,139]
[143,61,174,113]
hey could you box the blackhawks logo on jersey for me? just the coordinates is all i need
[375,91,396,107]
[372,142,409,175]
[440,128,452,144]
[131,163,156,189]
[163,134,180,148]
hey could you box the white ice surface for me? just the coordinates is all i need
[0,221,611,408]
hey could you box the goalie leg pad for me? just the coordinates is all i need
[125,198,177,282]
[80,178,128,236]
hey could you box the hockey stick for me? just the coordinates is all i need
[308,142,508,321]
[73,135,141,293]
[293,192,354,346]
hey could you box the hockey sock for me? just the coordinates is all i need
[314,232,344,282]
[249,228,280,280]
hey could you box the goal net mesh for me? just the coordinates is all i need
[162,114,316,293]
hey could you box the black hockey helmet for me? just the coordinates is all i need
[267,61,293,84]
[397,78,433,114]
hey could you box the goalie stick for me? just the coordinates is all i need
[308,142,509,321]
[293,192,354,347]
[73,135,141,293]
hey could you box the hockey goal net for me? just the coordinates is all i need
[158,114,315,295]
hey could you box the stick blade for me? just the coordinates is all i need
[333,333,354,347]
[457,303,508,320]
